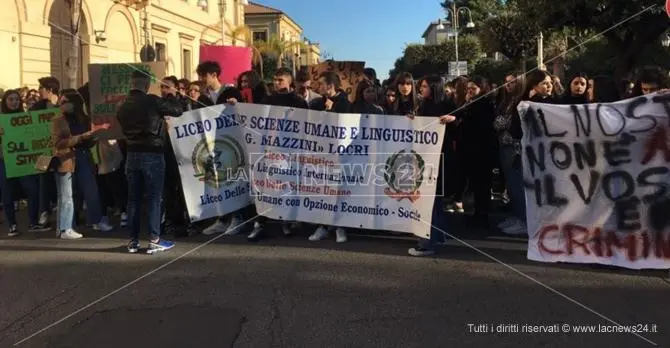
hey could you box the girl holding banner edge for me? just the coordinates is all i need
[407,75,458,257]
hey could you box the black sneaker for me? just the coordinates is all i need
[8,225,20,237]
[127,240,140,253]
[28,224,50,233]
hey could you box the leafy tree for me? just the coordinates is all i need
[565,37,670,78]
[477,12,539,69]
[389,35,482,78]
[440,0,505,25]
[516,0,670,78]
[253,55,278,83]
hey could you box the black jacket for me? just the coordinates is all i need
[460,96,496,160]
[309,91,351,113]
[263,91,309,108]
[195,86,244,109]
[116,90,183,153]
[29,99,56,111]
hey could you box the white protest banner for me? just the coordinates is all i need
[519,93,670,269]
[168,105,252,221]
[169,103,445,238]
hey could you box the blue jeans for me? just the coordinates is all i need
[55,150,104,231]
[125,152,165,242]
[418,197,447,250]
[0,161,40,226]
[499,145,526,222]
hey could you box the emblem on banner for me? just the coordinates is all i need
[383,149,425,202]
[192,136,245,188]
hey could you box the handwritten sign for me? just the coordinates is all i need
[88,62,165,139]
[519,93,670,270]
[308,61,365,102]
[0,108,58,178]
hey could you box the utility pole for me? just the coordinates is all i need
[65,0,82,88]
[220,0,226,44]
[452,2,459,76]
[537,32,544,70]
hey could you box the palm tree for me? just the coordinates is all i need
[226,23,251,46]
[255,34,308,69]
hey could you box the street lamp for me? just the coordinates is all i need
[437,4,474,76]
[662,33,670,48]
[197,0,228,44]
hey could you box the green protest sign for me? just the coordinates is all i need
[0,108,58,178]
[88,62,165,140]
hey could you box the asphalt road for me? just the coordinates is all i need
[0,211,668,348]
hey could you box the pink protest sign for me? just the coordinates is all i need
[199,45,252,85]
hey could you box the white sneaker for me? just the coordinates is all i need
[39,212,49,225]
[247,221,263,241]
[59,229,83,240]
[308,226,329,241]
[120,212,128,227]
[335,228,347,243]
[497,217,517,229]
[282,224,293,236]
[223,215,243,236]
[93,218,114,232]
[502,221,527,235]
[203,219,229,235]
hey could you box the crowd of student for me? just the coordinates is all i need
[0,61,668,255]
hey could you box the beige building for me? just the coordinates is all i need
[244,1,319,68]
[422,20,456,45]
[300,40,321,67]
[0,0,248,90]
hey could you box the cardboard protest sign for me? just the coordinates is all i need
[88,62,165,139]
[308,61,365,102]
[0,108,58,178]
[519,94,670,270]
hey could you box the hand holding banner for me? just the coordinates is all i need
[168,103,445,238]
[518,94,670,270]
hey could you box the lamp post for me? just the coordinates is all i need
[197,0,235,44]
[437,3,474,76]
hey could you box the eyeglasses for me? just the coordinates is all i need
[386,94,396,98]
[189,88,200,93]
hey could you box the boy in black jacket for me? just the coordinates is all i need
[309,72,351,113]
[246,68,307,241]
[197,61,249,236]
[306,71,350,243]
